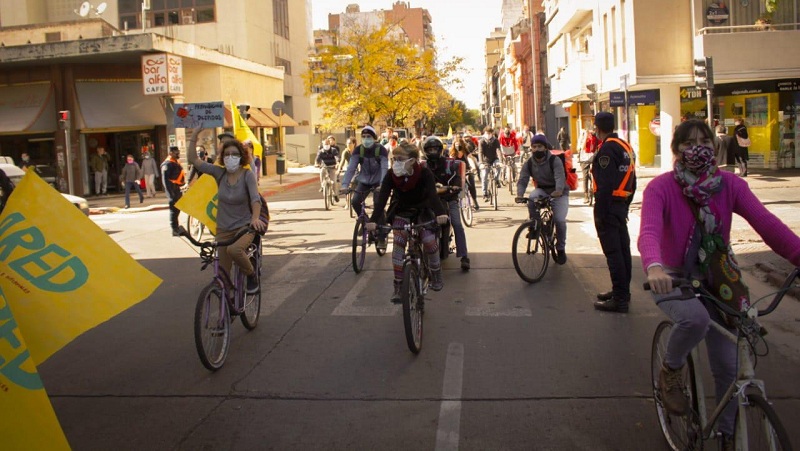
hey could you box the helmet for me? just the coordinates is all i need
[422,136,444,160]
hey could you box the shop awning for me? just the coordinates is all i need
[223,106,270,128]
[75,81,165,131]
[0,83,56,135]
[259,108,299,127]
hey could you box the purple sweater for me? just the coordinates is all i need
[638,171,800,271]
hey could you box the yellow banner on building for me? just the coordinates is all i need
[232,101,263,159]
[0,287,70,450]
[0,171,162,363]
[175,173,219,235]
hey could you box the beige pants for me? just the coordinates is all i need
[144,174,156,197]
[216,227,255,278]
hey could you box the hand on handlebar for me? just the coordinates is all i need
[551,190,563,198]
[250,218,268,234]
[339,188,350,195]
[645,265,674,294]
[514,197,527,204]
[436,215,449,225]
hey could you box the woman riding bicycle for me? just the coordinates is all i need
[367,142,449,303]
[187,127,268,294]
[639,119,800,448]
[450,137,479,211]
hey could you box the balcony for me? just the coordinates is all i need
[548,0,592,36]
[550,54,598,102]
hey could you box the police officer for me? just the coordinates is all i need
[162,146,186,236]
[591,112,636,313]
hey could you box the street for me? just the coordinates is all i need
[40,176,800,450]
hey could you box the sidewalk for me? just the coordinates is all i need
[87,164,320,215]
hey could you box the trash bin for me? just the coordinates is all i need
[276,153,286,175]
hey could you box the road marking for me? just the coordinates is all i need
[435,342,464,451]
[332,270,399,316]
[260,253,338,316]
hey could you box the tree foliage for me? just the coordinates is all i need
[304,21,463,131]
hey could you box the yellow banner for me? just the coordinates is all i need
[232,101,263,159]
[175,173,219,235]
[0,171,162,364]
[0,287,70,450]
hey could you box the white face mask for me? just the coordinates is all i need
[224,155,241,172]
[393,158,415,176]
[484,133,491,140]
[323,144,331,151]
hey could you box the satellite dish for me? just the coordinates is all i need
[95,2,107,15]
[78,1,91,17]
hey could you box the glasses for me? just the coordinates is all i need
[223,151,241,157]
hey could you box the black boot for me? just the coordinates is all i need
[596,291,613,301]
[593,296,629,313]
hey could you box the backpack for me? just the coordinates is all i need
[358,144,382,159]
[527,152,578,191]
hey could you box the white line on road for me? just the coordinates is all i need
[331,270,399,316]
[261,253,338,316]
[435,342,464,451]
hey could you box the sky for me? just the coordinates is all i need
[311,0,504,111]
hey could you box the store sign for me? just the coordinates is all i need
[141,53,183,96]
[174,102,224,128]
[610,92,626,107]
[628,90,658,105]
[680,87,704,100]
[706,2,729,25]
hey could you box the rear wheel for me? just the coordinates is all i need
[511,220,549,283]
[460,193,474,227]
[652,321,702,451]
[352,217,367,273]
[241,250,261,330]
[194,282,231,371]
[323,182,331,211]
[735,394,792,450]
[493,177,499,211]
[401,262,423,354]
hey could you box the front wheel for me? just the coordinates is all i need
[187,215,205,242]
[194,283,231,371]
[460,193,474,227]
[241,251,261,330]
[651,321,702,451]
[401,262,424,354]
[352,217,367,273]
[323,182,331,211]
[492,177,499,211]
[735,394,792,450]
[511,220,549,283]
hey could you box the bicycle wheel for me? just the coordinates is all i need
[587,174,595,206]
[401,261,424,354]
[651,321,702,451]
[347,191,355,218]
[352,217,367,273]
[735,393,792,450]
[241,250,261,330]
[194,282,231,371]
[511,220,549,283]
[492,177,499,211]
[187,215,205,242]
[460,193,474,227]
[323,182,331,211]
[508,164,515,194]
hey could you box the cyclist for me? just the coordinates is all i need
[315,137,340,200]
[367,142,449,303]
[514,134,569,265]
[477,126,502,202]
[340,125,390,248]
[450,137,479,211]
[187,127,267,294]
[639,119,800,448]
[424,137,471,271]
[337,137,355,175]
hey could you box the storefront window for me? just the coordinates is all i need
[745,96,768,126]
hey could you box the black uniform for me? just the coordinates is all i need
[591,133,636,303]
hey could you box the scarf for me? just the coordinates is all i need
[390,163,422,192]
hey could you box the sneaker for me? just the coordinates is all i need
[391,280,402,304]
[596,291,613,301]
[429,269,443,291]
[246,274,259,294]
[334,195,340,203]
[555,250,567,265]
[460,256,470,271]
[658,362,689,415]
[473,202,480,211]
[376,236,387,252]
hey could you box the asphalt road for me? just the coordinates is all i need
[39,179,800,450]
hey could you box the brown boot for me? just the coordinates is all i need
[390,280,402,304]
[658,362,689,415]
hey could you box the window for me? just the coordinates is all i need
[276,57,292,75]
[120,0,216,27]
[119,14,138,30]
[611,7,617,67]
[603,14,609,70]
[119,0,139,13]
[620,0,627,63]
[273,0,289,39]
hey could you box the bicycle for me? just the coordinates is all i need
[186,215,209,242]
[178,226,263,371]
[319,165,338,211]
[647,268,800,451]
[511,196,557,283]
[349,186,387,273]
[503,154,518,195]
[344,169,360,218]
[584,166,595,206]
[436,183,460,261]
[482,162,501,211]
[459,171,476,227]
[381,218,440,354]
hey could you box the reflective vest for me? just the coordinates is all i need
[592,137,635,198]
[167,158,185,186]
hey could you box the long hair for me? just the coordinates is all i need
[671,119,714,157]
[216,140,251,166]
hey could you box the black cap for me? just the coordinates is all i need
[594,112,615,133]
[169,146,179,152]
[217,131,235,141]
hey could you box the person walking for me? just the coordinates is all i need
[162,146,186,235]
[120,154,144,209]
[89,147,110,196]
[714,125,734,170]
[141,150,159,197]
[579,128,600,203]
[591,112,637,313]
[732,118,749,176]
[557,126,571,151]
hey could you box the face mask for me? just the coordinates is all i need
[224,155,241,172]
[22,156,29,162]
[323,144,331,151]
[144,154,150,159]
[484,133,491,140]
[682,144,715,173]
[533,150,547,161]
[393,158,415,176]
[127,158,134,163]
[362,137,375,148]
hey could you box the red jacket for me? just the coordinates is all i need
[499,132,519,154]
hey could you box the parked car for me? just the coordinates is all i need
[0,156,14,165]
[0,163,89,215]
[35,164,57,187]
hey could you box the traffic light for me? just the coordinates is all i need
[58,110,70,130]
[237,104,250,120]
[693,57,714,90]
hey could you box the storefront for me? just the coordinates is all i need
[608,89,661,167]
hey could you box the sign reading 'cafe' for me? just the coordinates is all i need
[141,53,183,96]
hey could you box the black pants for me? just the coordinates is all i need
[168,191,182,230]
[594,202,632,300]
[352,183,379,217]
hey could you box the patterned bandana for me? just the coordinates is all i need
[673,158,723,234]
[681,144,716,173]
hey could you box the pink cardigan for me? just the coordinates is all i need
[638,171,800,271]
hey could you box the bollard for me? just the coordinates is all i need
[276,152,286,184]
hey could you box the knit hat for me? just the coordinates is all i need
[360,125,377,139]
[531,134,550,147]
[594,112,615,133]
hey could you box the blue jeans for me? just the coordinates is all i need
[446,200,467,258]
[124,181,144,208]
[480,160,502,196]
[527,188,568,252]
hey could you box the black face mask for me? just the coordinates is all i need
[533,150,547,161]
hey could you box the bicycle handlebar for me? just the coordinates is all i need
[378,219,438,232]
[178,225,253,248]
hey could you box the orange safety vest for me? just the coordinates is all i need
[168,157,185,186]
[592,137,635,198]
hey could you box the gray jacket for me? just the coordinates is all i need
[517,153,566,197]
[120,162,142,183]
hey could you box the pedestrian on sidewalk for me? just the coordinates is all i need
[579,128,599,204]
[557,126,571,151]
[89,147,110,196]
[733,118,750,177]
[591,112,637,313]
[141,150,159,197]
[161,146,185,235]
[121,154,144,209]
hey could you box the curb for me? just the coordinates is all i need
[261,176,319,197]
[90,204,171,215]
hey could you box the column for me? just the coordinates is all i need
[659,84,681,172]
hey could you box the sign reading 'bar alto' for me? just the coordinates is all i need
[141,53,183,96]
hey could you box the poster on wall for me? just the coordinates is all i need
[745,96,768,126]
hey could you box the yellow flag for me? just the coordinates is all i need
[447,124,453,140]
[232,101,263,159]
[0,287,70,450]
[0,171,162,364]
[175,174,219,235]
